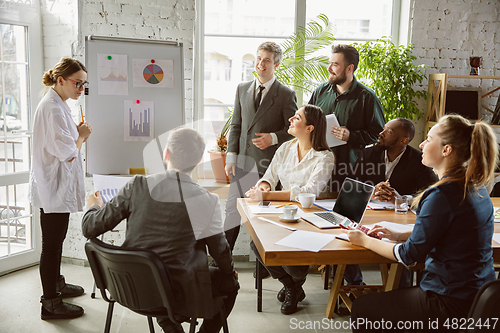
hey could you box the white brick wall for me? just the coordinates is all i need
[41,0,78,69]
[410,0,500,145]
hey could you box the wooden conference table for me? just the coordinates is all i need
[237,197,500,319]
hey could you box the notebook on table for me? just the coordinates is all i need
[299,178,375,229]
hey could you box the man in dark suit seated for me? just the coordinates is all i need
[82,127,239,333]
[353,117,438,202]
[344,118,438,286]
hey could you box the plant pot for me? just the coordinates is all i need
[208,150,230,184]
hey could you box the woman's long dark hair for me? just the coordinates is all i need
[303,104,331,152]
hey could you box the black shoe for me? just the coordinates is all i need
[56,275,84,298]
[253,267,270,279]
[280,285,302,315]
[277,286,305,303]
[40,293,84,320]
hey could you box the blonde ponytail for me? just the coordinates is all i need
[412,115,499,208]
[466,120,498,188]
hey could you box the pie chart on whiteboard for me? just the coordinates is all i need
[143,64,164,84]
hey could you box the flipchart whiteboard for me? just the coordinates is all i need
[85,35,184,175]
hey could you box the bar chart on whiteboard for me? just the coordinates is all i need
[124,100,154,141]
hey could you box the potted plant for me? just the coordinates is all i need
[208,108,233,183]
[275,14,335,104]
[353,37,428,120]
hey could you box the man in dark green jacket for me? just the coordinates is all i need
[309,44,385,192]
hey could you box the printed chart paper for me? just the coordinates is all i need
[93,174,133,204]
[97,54,128,95]
[133,59,174,88]
[124,100,154,142]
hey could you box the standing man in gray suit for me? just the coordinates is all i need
[224,41,297,252]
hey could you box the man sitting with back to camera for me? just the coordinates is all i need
[346,118,438,287]
[82,127,239,333]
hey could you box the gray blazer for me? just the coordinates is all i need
[82,171,237,318]
[227,79,297,175]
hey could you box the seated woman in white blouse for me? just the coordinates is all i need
[246,104,334,316]
[245,104,334,203]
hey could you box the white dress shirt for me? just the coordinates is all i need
[29,88,85,213]
[257,139,335,201]
[384,147,406,180]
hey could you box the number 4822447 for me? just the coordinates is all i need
[443,318,498,330]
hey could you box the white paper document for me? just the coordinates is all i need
[248,205,284,215]
[313,199,336,211]
[93,174,133,204]
[325,114,347,147]
[367,200,395,210]
[363,221,414,233]
[275,230,336,252]
[493,233,500,245]
[97,53,128,96]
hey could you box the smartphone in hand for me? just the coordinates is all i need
[339,219,381,239]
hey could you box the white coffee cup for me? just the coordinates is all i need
[283,205,298,219]
[298,193,316,209]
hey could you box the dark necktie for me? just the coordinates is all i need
[254,85,265,111]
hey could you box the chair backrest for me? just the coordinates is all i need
[85,238,178,319]
[466,279,500,332]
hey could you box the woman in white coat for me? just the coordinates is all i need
[29,57,92,320]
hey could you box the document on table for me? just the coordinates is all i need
[363,221,414,233]
[248,204,283,215]
[314,199,336,211]
[275,230,336,252]
[93,174,133,203]
[325,114,347,147]
[493,233,500,245]
[367,200,395,210]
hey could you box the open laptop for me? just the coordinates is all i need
[299,178,375,229]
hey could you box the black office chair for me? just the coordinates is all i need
[85,238,229,333]
[466,279,500,332]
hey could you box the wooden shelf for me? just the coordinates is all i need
[424,73,500,137]
[447,75,500,79]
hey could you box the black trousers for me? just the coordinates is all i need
[351,286,472,332]
[157,267,239,333]
[224,167,264,251]
[39,209,70,299]
[250,240,308,286]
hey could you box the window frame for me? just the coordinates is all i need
[0,0,44,274]
[194,0,411,178]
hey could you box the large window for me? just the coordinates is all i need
[0,0,43,274]
[197,0,406,173]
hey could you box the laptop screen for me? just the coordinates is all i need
[333,178,375,223]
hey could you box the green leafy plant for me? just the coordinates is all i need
[216,107,233,152]
[275,14,336,96]
[353,37,428,120]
